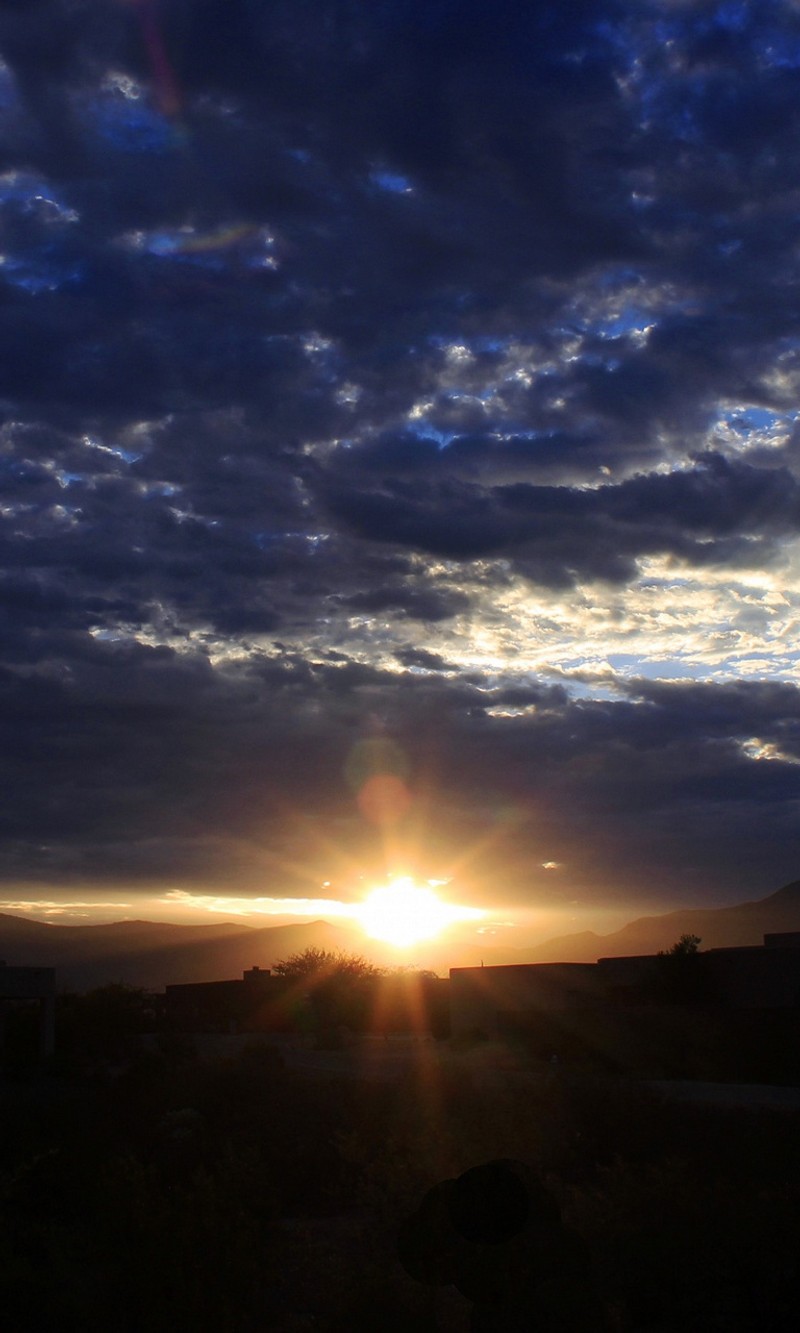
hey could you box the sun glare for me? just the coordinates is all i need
[357,876,484,947]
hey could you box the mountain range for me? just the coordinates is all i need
[0,916,358,992]
[1,879,799,991]
[522,877,800,963]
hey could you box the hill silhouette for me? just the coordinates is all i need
[2,879,799,989]
[0,914,361,991]
[523,878,800,963]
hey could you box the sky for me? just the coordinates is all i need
[2,0,800,938]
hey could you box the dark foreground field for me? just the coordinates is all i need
[2,1036,799,1331]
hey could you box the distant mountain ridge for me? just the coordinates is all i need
[1,879,799,990]
[0,915,361,991]
[523,878,800,964]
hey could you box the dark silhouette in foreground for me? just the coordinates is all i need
[399,1159,601,1331]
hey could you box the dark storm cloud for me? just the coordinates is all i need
[394,647,453,672]
[416,672,800,904]
[2,641,798,905]
[321,449,800,583]
[1,1,797,446]
[2,1,800,905]
[336,584,470,623]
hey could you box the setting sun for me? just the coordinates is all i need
[357,877,484,948]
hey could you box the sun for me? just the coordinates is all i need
[357,876,483,948]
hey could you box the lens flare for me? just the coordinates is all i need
[346,736,412,827]
[132,0,183,122]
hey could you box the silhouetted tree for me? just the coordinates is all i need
[662,933,702,956]
[272,947,384,982]
[273,948,384,1033]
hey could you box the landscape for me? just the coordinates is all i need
[4,2,800,1329]
[3,876,800,990]
[2,878,800,1329]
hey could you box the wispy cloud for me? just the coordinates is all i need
[162,890,357,920]
[0,900,133,919]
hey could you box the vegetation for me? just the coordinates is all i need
[270,949,448,1041]
[272,948,386,982]
[271,948,386,1038]
[648,933,713,1006]
[1,983,800,1329]
[663,933,702,956]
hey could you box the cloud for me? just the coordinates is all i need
[1,2,800,913]
[320,451,800,586]
[1,636,799,908]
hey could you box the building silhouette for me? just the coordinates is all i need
[163,966,449,1036]
[165,966,287,1033]
[0,960,56,1059]
[449,933,800,1038]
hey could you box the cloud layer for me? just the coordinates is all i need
[2,1,800,915]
